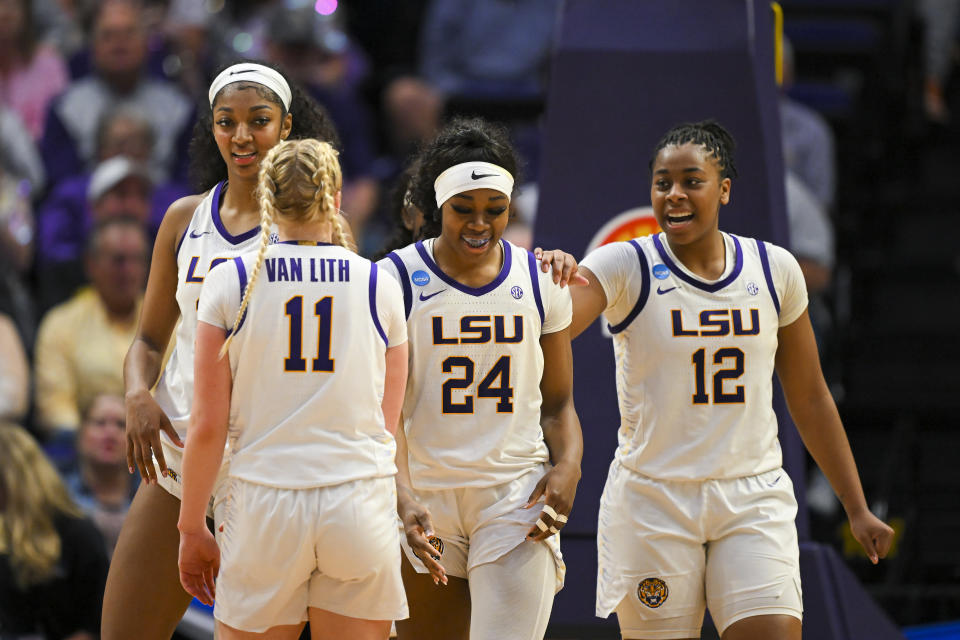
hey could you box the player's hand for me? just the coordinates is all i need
[397,488,447,585]
[125,388,182,484]
[178,527,220,606]
[524,460,580,541]
[848,507,894,565]
[534,247,589,288]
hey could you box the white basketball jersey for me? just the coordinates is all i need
[154,182,265,442]
[580,232,808,480]
[379,238,572,490]
[197,242,406,489]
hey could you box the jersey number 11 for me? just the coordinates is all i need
[284,295,335,372]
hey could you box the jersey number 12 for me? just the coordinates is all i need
[691,347,744,404]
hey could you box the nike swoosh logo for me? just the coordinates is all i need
[189,230,212,238]
[656,286,677,295]
[419,289,446,301]
[471,171,497,180]
[768,475,782,487]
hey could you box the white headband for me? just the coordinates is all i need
[434,161,514,208]
[208,63,292,112]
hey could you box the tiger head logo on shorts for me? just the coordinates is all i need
[637,577,669,608]
[428,536,444,556]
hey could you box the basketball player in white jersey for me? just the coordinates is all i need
[562,121,893,639]
[178,138,407,639]
[103,62,345,638]
[379,117,584,640]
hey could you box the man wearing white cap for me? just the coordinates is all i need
[87,156,153,227]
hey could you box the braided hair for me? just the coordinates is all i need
[219,139,345,357]
[409,117,522,240]
[649,120,738,180]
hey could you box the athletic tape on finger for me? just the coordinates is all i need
[549,525,559,534]
[535,518,549,532]
[555,513,568,523]
[542,504,558,520]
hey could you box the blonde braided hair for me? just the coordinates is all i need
[219,139,345,357]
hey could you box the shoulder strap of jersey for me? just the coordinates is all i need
[368,262,387,345]
[525,250,545,325]
[754,238,781,316]
[608,239,651,334]
[174,184,218,260]
[384,251,412,319]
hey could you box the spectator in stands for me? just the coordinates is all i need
[64,393,136,557]
[919,0,960,123]
[0,146,37,348]
[30,0,86,60]
[0,423,108,640]
[37,105,189,309]
[0,0,69,141]
[419,0,562,99]
[87,156,153,224]
[33,217,147,436]
[0,312,28,422]
[785,171,834,298]
[161,0,217,101]
[0,105,45,193]
[382,74,444,172]
[780,38,836,212]
[265,5,381,248]
[40,0,193,187]
[37,155,152,310]
[785,171,835,350]
[0,156,34,277]
[381,0,561,217]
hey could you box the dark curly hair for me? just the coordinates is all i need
[187,59,340,192]
[649,119,738,181]
[374,159,423,260]
[409,117,522,240]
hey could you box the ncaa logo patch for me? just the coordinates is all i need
[411,270,431,286]
[652,264,670,280]
[637,577,669,608]
[746,281,760,296]
[511,286,524,299]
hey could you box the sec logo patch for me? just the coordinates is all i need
[638,577,669,608]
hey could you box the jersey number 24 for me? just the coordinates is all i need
[441,356,513,414]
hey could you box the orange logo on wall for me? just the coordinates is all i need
[585,207,660,254]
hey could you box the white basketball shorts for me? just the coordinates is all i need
[596,461,802,638]
[400,465,565,591]
[213,475,408,632]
